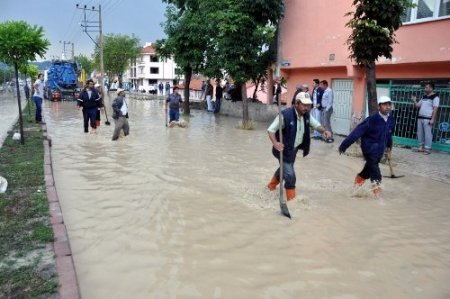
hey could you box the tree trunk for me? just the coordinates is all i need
[252,79,259,101]
[241,83,249,123]
[118,73,123,89]
[14,64,25,145]
[366,62,378,115]
[183,67,192,115]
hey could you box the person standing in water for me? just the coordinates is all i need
[338,96,396,197]
[267,92,331,201]
[165,86,183,126]
[111,88,130,141]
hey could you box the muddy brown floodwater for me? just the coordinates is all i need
[43,95,450,299]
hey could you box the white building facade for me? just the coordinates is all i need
[125,42,179,94]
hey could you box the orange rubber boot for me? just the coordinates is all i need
[354,174,365,186]
[286,188,296,201]
[267,176,279,191]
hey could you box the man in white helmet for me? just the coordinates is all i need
[338,96,396,197]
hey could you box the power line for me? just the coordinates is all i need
[76,3,105,89]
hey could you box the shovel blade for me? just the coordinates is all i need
[280,203,291,219]
[383,174,405,179]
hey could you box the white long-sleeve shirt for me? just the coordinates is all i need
[322,87,333,111]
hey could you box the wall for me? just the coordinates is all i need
[279,0,450,129]
[219,100,278,122]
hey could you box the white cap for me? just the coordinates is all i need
[378,96,391,104]
[117,88,125,95]
[295,92,312,105]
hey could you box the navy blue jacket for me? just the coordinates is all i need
[272,107,311,163]
[339,112,395,156]
[77,88,101,109]
[313,87,324,109]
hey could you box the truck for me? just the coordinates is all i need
[45,59,81,101]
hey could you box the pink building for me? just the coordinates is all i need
[278,0,450,151]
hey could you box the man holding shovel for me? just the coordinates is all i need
[267,92,331,201]
[338,96,396,197]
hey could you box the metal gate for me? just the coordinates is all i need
[331,79,353,135]
[388,84,450,153]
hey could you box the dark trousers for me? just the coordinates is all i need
[33,96,43,122]
[359,153,382,183]
[83,108,98,132]
[169,109,180,122]
[214,97,221,113]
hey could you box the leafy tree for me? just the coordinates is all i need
[19,63,39,91]
[159,0,283,120]
[19,63,38,116]
[209,0,284,125]
[94,34,141,88]
[346,0,414,115]
[157,1,210,115]
[75,54,94,79]
[0,20,49,144]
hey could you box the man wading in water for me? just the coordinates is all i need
[267,92,332,201]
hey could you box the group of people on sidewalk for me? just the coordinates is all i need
[267,81,440,201]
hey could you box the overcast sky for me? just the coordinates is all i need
[0,0,168,61]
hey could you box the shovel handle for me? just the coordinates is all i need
[386,154,395,177]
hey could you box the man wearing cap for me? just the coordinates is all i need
[111,88,130,141]
[267,92,332,201]
[77,79,102,133]
[338,96,396,197]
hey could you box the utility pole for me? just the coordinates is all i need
[76,4,104,93]
[99,5,104,94]
[59,41,73,60]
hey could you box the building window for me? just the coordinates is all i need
[440,0,450,16]
[402,0,450,22]
[150,67,159,74]
[150,55,158,62]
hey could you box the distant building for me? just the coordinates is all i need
[124,42,179,93]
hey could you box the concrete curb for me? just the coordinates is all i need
[42,123,81,299]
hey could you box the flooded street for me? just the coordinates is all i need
[43,95,450,299]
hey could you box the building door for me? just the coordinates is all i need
[331,79,353,135]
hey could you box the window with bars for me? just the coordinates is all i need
[402,0,450,22]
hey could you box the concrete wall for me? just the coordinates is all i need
[219,100,278,122]
[125,92,279,123]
